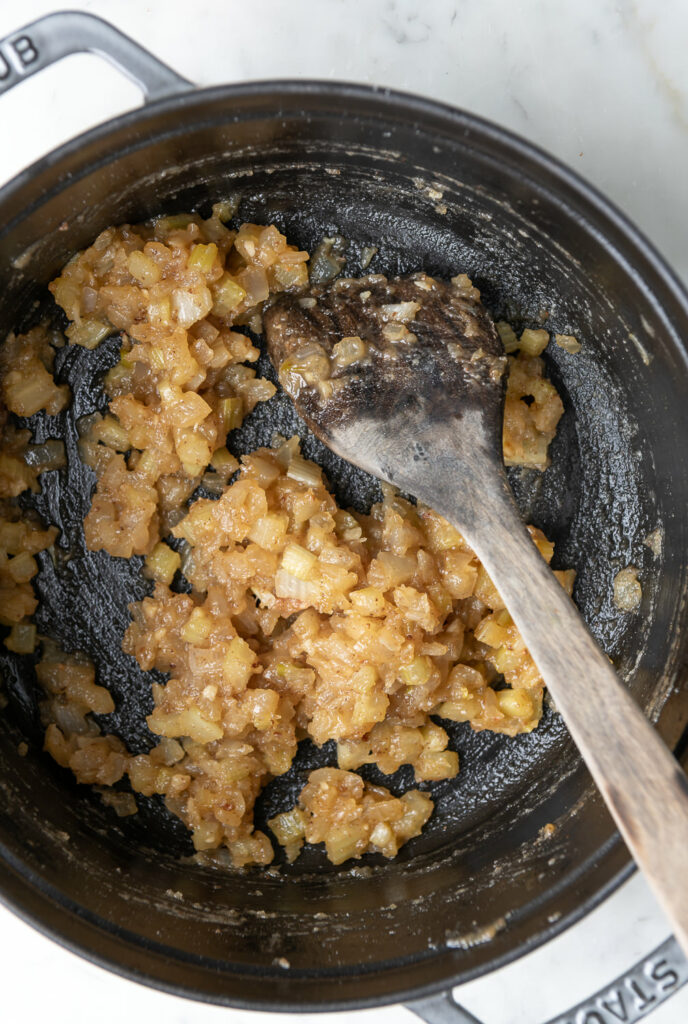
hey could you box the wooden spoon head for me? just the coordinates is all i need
[263,272,507,488]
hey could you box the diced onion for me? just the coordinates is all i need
[519,328,550,356]
[380,301,420,323]
[188,243,218,274]
[25,440,66,472]
[144,542,181,585]
[66,319,112,349]
[286,454,322,486]
[495,320,519,354]
[332,336,367,369]
[399,655,433,687]
[309,236,346,284]
[274,570,316,602]
[4,622,37,654]
[281,543,317,581]
[128,251,162,286]
[219,397,244,432]
[172,287,213,327]
[555,333,581,354]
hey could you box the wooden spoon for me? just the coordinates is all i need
[264,271,688,955]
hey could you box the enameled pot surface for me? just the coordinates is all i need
[1,18,688,1016]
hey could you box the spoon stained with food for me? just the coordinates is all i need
[264,271,688,955]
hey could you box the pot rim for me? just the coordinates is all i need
[0,77,685,1011]
[3,76,688,320]
[0,838,633,1012]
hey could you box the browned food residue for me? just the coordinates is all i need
[0,214,573,867]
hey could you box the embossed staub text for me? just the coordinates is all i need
[0,34,39,85]
[550,941,687,1024]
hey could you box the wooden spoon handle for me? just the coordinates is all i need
[456,486,688,956]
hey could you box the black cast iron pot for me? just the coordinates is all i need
[1,12,688,1024]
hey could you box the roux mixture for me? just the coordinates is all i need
[0,210,572,866]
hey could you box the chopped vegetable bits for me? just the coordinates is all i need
[0,212,573,867]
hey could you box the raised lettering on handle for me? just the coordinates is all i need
[409,937,688,1024]
[0,33,39,87]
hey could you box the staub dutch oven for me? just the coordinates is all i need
[1,12,688,1024]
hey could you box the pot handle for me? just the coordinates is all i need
[406,935,688,1024]
[0,10,193,103]
[2,15,686,1024]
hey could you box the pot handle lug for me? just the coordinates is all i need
[0,10,193,103]
[407,936,688,1024]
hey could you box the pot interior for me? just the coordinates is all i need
[0,87,687,1009]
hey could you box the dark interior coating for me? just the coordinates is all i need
[0,84,687,1010]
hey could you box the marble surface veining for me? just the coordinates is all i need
[0,1,687,1023]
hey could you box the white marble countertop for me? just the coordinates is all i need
[0,1,687,1022]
